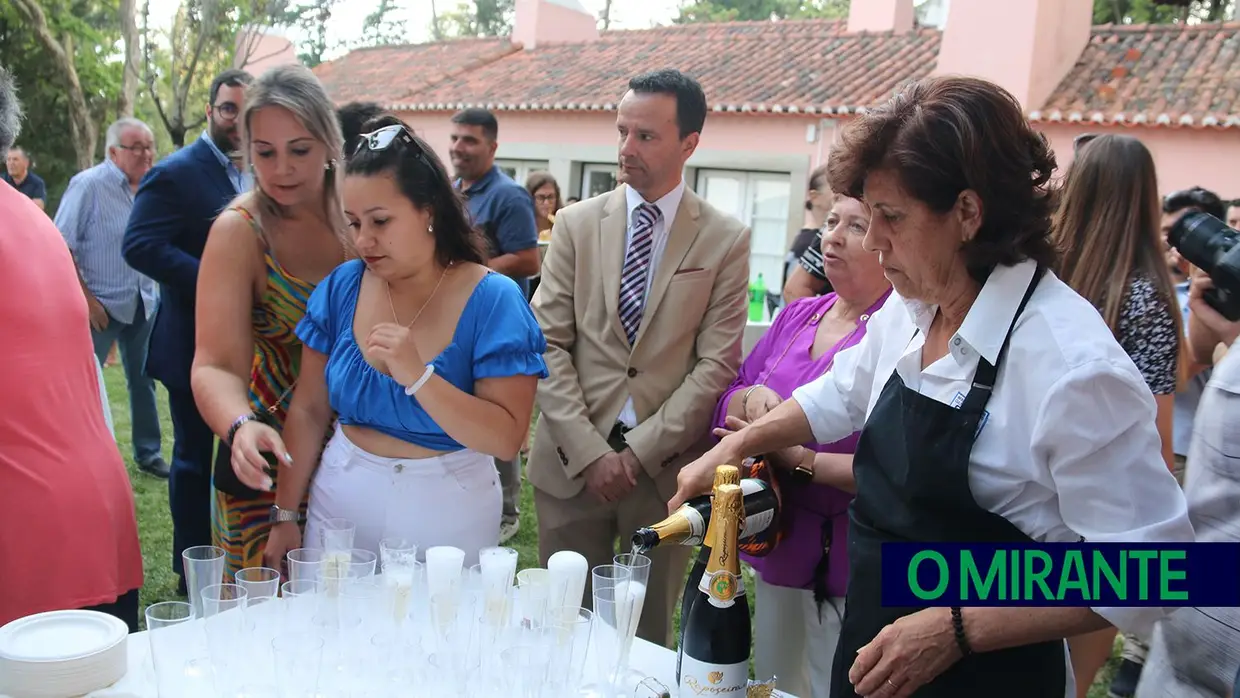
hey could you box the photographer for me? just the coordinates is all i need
[1136,266,1240,698]
[1163,189,1240,365]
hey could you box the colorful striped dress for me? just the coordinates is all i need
[211,205,319,578]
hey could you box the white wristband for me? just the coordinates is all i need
[404,364,435,396]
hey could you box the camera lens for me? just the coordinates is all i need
[1168,211,1237,275]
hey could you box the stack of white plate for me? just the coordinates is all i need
[0,610,129,698]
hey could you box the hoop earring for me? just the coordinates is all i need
[428,223,434,234]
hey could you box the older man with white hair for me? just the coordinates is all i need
[54,117,166,477]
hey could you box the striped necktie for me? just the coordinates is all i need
[618,203,660,345]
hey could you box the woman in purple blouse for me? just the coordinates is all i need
[713,195,891,698]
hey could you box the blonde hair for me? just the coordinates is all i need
[237,64,347,243]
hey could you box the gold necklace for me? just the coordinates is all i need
[386,263,451,328]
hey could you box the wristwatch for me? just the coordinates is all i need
[790,451,815,484]
[269,505,301,524]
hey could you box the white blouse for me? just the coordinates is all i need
[791,259,1195,638]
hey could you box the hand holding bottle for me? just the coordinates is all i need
[669,433,743,513]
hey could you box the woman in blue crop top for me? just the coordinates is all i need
[253,115,548,567]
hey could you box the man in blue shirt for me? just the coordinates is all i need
[55,117,164,478]
[3,146,46,210]
[450,107,540,543]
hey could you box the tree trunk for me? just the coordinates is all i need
[430,0,443,40]
[119,0,140,117]
[601,0,612,29]
[11,0,97,169]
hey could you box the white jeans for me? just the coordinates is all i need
[305,426,502,566]
[752,575,844,698]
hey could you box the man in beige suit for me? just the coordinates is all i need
[529,68,750,649]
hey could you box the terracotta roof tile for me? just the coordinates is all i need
[325,19,941,116]
[1029,21,1240,129]
[317,19,1240,129]
[312,37,520,105]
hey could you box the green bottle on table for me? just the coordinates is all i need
[748,273,766,322]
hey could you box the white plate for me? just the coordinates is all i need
[0,610,128,662]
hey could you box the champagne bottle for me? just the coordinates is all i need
[679,483,751,698]
[631,457,780,556]
[673,465,739,684]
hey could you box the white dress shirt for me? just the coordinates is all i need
[791,260,1195,640]
[618,180,686,429]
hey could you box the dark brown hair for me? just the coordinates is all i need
[806,163,830,211]
[347,114,487,268]
[525,170,562,211]
[1051,134,1185,386]
[827,75,1059,282]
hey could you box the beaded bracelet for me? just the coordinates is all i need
[950,606,973,657]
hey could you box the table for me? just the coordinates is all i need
[74,623,793,697]
[73,631,682,697]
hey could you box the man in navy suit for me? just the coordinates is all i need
[123,68,253,590]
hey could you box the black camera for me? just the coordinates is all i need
[1167,211,1240,321]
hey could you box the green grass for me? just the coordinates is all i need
[103,365,1118,695]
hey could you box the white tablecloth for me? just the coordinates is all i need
[70,629,791,698]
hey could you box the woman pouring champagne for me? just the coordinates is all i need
[668,75,1194,698]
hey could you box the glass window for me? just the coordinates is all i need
[695,169,792,322]
[495,160,549,187]
[582,164,617,200]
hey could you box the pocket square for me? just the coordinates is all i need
[674,267,705,275]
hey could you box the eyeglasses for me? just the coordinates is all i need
[212,102,239,120]
[117,144,155,155]
[534,194,557,204]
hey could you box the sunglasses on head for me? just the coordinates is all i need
[355,124,424,157]
[1073,133,1098,152]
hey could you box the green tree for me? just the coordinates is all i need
[674,0,849,23]
[281,0,338,67]
[0,0,125,212]
[141,0,288,147]
[358,0,407,48]
[3,0,117,171]
[439,0,514,37]
[1092,0,1234,23]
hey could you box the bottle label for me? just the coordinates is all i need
[739,480,774,535]
[680,656,749,697]
[699,570,745,608]
[685,506,706,546]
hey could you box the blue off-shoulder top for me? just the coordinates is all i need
[295,260,549,452]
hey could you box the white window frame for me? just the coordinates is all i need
[581,163,618,201]
[695,168,792,304]
[496,159,549,187]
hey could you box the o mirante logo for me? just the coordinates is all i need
[879,543,1238,607]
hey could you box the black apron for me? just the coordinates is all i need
[830,266,1066,698]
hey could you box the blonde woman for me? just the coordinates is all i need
[1051,134,1185,698]
[192,64,350,577]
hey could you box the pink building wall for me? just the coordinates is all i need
[401,108,1240,201]
[235,29,298,77]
